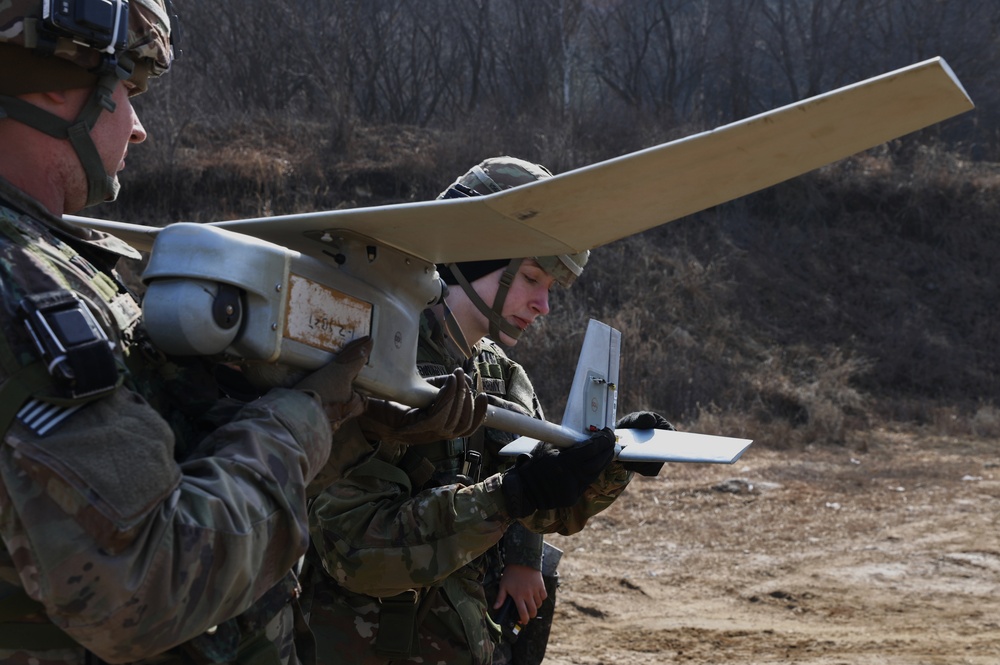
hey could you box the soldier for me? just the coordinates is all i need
[0,2,482,664]
[431,157,594,665]
[304,157,674,664]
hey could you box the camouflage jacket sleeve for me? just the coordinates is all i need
[0,385,332,662]
[517,462,634,536]
[309,441,513,598]
[501,521,544,570]
[0,198,335,662]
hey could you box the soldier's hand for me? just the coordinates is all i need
[359,368,487,445]
[616,410,675,477]
[294,337,371,430]
[500,428,616,518]
[494,564,547,625]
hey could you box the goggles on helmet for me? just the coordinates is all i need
[41,0,129,61]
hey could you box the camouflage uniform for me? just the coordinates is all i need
[0,178,336,663]
[418,315,551,665]
[304,309,633,664]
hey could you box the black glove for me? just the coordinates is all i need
[616,410,675,477]
[501,428,616,518]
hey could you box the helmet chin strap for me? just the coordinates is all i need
[0,61,131,208]
[440,298,475,359]
[447,259,525,346]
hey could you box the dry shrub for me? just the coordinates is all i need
[103,118,445,225]
[925,404,973,437]
[518,218,874,451]
[971,405,1000,438]
[742,346,870,447]
[684,402,763,444]
[516,230,744,423]
[871,402,1000,441]
[675,344,873,451]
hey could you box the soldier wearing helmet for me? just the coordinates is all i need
[0,0,175,209]
[0,2,485,664]
[434,157,592,665]
[436,157,589,349]
[304,157,645,665]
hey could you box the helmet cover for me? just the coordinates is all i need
[0,0,173,95]
[437,156,589,287]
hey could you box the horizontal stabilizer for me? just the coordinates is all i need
[499,428,752,465]
[498,437,543,457]
[615,428,752,465]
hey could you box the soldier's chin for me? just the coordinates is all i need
[498,330,521,347]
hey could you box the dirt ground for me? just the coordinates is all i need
[541,426,1000,664]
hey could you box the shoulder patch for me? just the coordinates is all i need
[18,399,85,437]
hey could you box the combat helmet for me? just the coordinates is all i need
[437,156,590,345]
[0,0,177,207]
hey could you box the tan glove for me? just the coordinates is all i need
[295,337,372,431]
[359,368,488,445]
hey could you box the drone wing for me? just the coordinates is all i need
[213,57,971,263]
[71,58,971,264]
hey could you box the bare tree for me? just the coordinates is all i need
[759,0,854,102]
[162,0,1000,159]
[587,0,713,125]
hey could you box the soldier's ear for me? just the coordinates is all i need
[20,90,72,115]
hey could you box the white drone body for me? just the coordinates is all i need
[69,58,973,463]
[141,223,444,408]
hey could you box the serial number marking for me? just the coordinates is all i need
[284,274,372,352]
